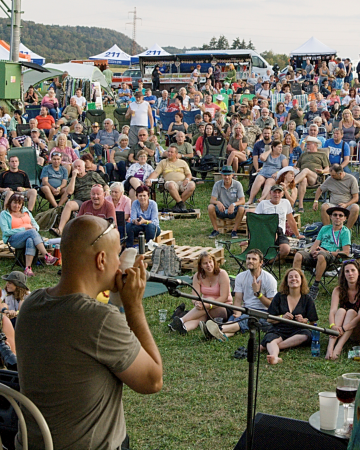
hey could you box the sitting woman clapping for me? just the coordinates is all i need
[168,252,232,335]
[260,268,318,365]
[326,260,360,360]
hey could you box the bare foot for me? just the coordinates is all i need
[331,353,340,361]
[325,348,333,360]
[267,355,283,365]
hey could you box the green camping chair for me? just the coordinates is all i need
[84,110,106,131]
[113,108,131,131]
[226,212,281,279]
[7,147,45,212]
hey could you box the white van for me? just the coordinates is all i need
[185,49,273,78]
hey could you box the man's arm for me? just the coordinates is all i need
[114,259,163,394]
[66,170,78,196]
[148,105,154,132]
[339,192,358,208]
[286,213,301,238]
[233,292,243,318]
[313,186,324,210]
[252,155,259,171]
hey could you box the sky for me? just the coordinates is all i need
[17,0,360,60]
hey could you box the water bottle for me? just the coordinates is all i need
[138,232,146,255]
[311,323,320,357]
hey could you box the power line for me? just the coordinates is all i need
[126,7,142,56]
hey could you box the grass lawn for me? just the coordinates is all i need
[1,106,360,449]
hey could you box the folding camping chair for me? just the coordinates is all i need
[191,136,227,179]
[24,105,41,123]
[116,211,127,246]
[85,110,106,130]
[113,108,131,131]
[221,213,281,279]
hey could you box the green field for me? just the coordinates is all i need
[1,174,359,450]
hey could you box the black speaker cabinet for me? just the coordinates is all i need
[234,413,347,450]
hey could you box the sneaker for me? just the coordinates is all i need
[171,316,187,335]
[199,321,212,340]
[44,253,58,266]
[24,267,35,277]
[172,202,187,213]
[208,230,220,239]
[309,284,319,301]
[325,269,338,277]
[231,230,237,239]
[206,320,228,342]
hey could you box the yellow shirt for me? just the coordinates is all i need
[155,158,191,182]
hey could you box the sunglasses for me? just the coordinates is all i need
[332,213,345,217]
[92,184,104,189]
[343,259,356,265]
[52,152,62,157]
[90,221,115,246]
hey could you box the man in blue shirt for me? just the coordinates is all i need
[116,83,132,107]
[324,128,351,173]
[40,152,68,207]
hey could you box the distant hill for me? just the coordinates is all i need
[0,19,144,63]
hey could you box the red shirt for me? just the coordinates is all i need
[36,114,55,130]
[78,199,116,224]
[204,103,221,119]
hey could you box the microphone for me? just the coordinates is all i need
[145,272,187,287]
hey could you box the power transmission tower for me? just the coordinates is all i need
[126,7,142,56]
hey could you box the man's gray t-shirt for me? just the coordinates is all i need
[320,173,358,205]
[174,142,193,156]
[15,288,141,450]
[234,269,277,310]
[255,199,292,234]
[211,179,244,208]
[96,129,120,147]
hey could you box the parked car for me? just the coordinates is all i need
[111,69,142,89]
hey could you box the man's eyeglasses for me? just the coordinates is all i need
[139,134,147,136]
[90,221,115,246]
[332,213,345,218]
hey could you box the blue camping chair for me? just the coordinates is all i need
[183,110,198,126]
[24,106,41,123]
[159,111,176,137]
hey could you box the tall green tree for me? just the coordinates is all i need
[247,39,256,50]
[216,35,229,50]
[231,37,242,49]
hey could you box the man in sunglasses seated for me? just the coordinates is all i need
[293,206,351,301]
[49,159,109,237]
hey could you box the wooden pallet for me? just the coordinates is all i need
[144,245,224,271]
[154,230,175,246]
[159,209,201,220]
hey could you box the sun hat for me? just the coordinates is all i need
[216,94,224,101]
[305,136,322,146]
[276,166,299,180]
[326,206,350,218]
[1,271,29,290]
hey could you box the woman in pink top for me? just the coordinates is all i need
[169,252,232,335]
[105,182,131,240]
[50,133,77,174]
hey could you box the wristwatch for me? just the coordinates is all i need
[254,291,261,297]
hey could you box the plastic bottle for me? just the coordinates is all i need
[311,323,320,357]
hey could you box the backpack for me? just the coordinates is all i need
[303,222,323,238]
[198,154,218,172]
[151,245,181,277]
[34,206,64,231]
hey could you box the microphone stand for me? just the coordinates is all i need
[164,285,339,450]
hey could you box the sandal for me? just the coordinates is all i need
[298,208,305,213]
[49,227,61,237]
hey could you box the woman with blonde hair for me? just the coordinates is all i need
[339,109,360,159]
[225,64,236,85]
[226,123,248,173]
[260,268,318,365]
[168,251,232,335]
[49,133,77,174]
[273,127,284,142]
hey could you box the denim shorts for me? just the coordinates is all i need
[215,205,239,220]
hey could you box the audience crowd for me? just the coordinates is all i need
[1,56,360,369]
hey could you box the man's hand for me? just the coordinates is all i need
[338,203,348,208]
[228,203,235,215]
[16,187,25,192]
[115,256,146,305]
[4,310,17,319]
[252,276,261,294]
[217,201,225,212]
[313,201,319,211]
[232,310,242,319]
[182,179,189,188]
[72,169,79,177]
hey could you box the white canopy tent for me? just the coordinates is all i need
[23,62,110,92]
[89,44,131,65]
[0,41,29,61]
[19,43,45,65]
[131,43,170,64]
[290,37,336,56]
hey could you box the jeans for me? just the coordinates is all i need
[228,311,271,333]
[105,161,126,181]
[93,143,104,158]
[126,223,161,247]
[8,229,43,256]
[48,108,57,121]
